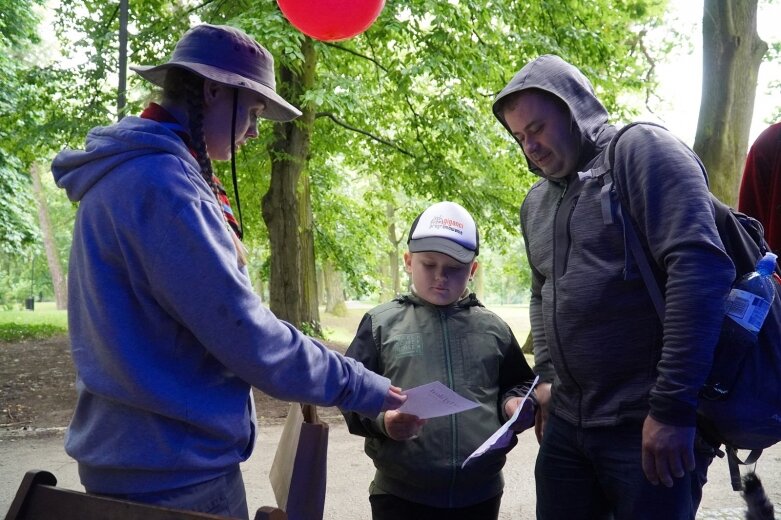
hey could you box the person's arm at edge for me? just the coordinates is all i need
[143,182,399,419]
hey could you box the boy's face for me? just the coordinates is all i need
[404,251,478,306]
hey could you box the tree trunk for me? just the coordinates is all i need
[378,261,391,301]
[323,261,347,317]
[316,267,325,305]
[262,129,303,325]
[261,37,317,327]
[255,277,265,303]
[386,202,401,297]
[694,0,767,206]
[473,263,484,301]
[117,0,128,120]
[299,172,321,334]
[30,163,67,309]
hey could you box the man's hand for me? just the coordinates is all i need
[641,415,696,487]
[504,396,535,433]
[533,382,552,443]
[384,410,426,441]
[381,385,407,412]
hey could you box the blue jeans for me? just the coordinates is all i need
[535,414,714,520]
[95,466,249,520]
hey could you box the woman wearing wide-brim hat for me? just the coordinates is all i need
[52,23,405,519]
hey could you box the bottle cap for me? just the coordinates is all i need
[757,251,778,275]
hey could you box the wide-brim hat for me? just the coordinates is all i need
[407,201,479,263]
[131,24,301,122]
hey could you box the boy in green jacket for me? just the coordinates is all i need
[342,201,538,520]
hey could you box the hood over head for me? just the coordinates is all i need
[52,116,199,202]
[492,54,613,176]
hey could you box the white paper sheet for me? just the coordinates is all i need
[396,381,480,419]
[462,375,540,468]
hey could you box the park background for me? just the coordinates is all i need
[1,0,780,328]
[2,1,781,517]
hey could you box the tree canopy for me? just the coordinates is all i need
[229,0,668,314]
[0,0,46,255]
[3,0,693,313]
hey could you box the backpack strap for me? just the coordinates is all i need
[578,151,615,225]
[614,194,665,321]
[588,122,667,320]
[727,447,763,491]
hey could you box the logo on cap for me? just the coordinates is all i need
[407,201,478,263]
[428,216,465,237]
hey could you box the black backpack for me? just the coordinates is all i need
[583,122,781,491]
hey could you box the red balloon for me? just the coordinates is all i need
[277,0,385,42]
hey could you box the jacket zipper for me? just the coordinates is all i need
[439,310,459,508]
[551,181,567,358]
[551,180,585,426]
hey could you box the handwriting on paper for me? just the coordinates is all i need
[396,381,479,419]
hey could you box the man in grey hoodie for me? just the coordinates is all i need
[492,55,734,519]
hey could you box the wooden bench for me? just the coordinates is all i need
[4,470,286,520]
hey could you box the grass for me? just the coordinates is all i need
[0,300,531,347]
[319,302,373,346]
[0,301,68,342]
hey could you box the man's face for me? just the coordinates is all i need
[503,90,581,179]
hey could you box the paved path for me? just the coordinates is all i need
[2,422,779,519]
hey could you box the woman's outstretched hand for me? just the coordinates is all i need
[381,385,407,412]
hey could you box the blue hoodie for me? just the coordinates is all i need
[52,116,390,493]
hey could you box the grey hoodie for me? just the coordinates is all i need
[52,116,391,494]
[492,55,734,428]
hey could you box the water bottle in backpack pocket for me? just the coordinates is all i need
[697,246,781,458]
[701,252,778,401]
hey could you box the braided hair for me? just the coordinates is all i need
[162,68,248,266]
[162,68,217,195]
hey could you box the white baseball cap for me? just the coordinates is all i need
[407,201,479,263]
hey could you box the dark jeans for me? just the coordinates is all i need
[536,414,714,520]
[370,492,502,520]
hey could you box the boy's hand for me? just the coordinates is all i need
[504,397,535,433]
[384,410,426,441]
[533,382,552,443]
[380,385,407,412]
